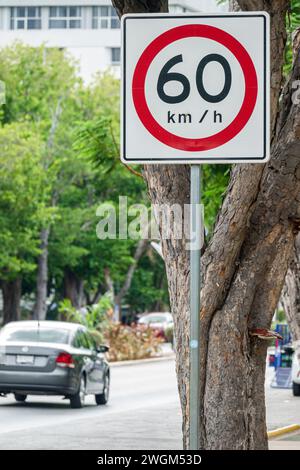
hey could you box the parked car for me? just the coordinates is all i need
[138,312,173,340]
[0,321,110,408]
[292,345,300,396]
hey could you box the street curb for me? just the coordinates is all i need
[267,424,300,439]
[110,354,175,368]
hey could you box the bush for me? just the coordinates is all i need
[58,296,163,361]
[105,322,163,362]
[58,294,112,344]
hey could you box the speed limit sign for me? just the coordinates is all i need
[121,13,270,164]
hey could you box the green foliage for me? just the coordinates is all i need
[73,72,120,170]
[74,117,118,173]
[0,123,50,280]
[59,293,113,343]
[276,309,286,323]
[0,44,84,290]
[58,295,163,361]
[125,250,169,313]
[0,43,79,126]
[73,72,144,199]
[202,165,229,234]
[0,40,184,321]
[285,0,300,74]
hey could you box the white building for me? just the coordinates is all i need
[0,1,227,81]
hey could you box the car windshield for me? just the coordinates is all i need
[0,328,71,344]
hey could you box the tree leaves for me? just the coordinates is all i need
[0,123,49,279]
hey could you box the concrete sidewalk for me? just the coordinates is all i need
[269,431,300,450]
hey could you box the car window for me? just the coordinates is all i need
[0,328,70,344]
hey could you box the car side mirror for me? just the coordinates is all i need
[96,345,109,354]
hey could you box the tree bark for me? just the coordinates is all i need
[112,0,168,14]
[281,235,300,342]
[1,278,22,325]
[280,29,300,343]
[33,99,62,320]
[33,227,50,320]
[104,239,149,320]
[115,239,148,312]
[63,270,85,309]
[113,0,297,450]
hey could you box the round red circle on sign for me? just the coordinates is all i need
[132,24,258,152]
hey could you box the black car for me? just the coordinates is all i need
[0,321,110,408]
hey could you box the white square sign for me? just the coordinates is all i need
[121,13,270,164]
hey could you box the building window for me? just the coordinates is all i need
[49,6,82,29]
[92,6,120,29]
[10,7,42,30]
[111,47,120,65]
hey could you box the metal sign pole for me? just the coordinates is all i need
[189,164,201,450]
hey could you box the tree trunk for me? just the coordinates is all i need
[281,235,300,341]
[1,278,22,325]
[113,0,297,450]
[115,239,148,319]
[63,270,85,309]
[33,99,62,320]
[33,227,50,320]
[104,239,148,321]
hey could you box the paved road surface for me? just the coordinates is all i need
[0,359,299,449]
[0,359,182,450]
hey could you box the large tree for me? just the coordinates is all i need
[0,44,80,320]
[0,123,48,324]
[281,234,300,341]
[278,3,300,342]
[112,0,300,450]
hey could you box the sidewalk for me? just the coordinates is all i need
[269,431,300,450]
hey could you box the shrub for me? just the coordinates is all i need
[58,296,163,361]
[105,322,163,362]
[58,294,112,344]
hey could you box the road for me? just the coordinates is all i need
[0,358,182,450]
[0,358,299,450]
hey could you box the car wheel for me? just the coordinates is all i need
[293,382,300,396]
[14,393,27,403]
[95,372,110,405]
[70,375,86,409]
